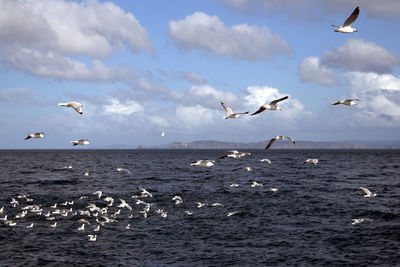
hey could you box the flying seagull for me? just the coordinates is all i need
[219,150,251,159]
[260,158,272,164]
[332,7,359,33]
[190,160,215,167]
[161,130,165,137]
[221,101,249,119]
[264,136,295,150]
[116,168,131,175]
[358,187,377,197]
[251,96,289,116]
[332,99,360,106]
[71,139,90,146]
[351,218,373,225]
[58,101,83,115]
[304,159,318,166]
[24,132,45,140]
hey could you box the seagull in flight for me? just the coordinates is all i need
[71,139,90,146]
[221,101,249,119]
[190,160,215,167]
[358,187,377,197]
[116,168,131,175]
[332,99,360,106]
[58,101,83,114]
[251,96,289,116]
[219,150,251,159]
[264,136,295,150]
[24,132,45,140]
[260,158,272,164]
[303,159,318,166]
[332,7,359,33]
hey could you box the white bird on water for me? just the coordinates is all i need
[219,150,251,159]
[58,101,83,114]
[116,168,131,175]
[304,159,318,166]
[221,101,249,119]
[190,160,215,167]
[227,211,240,217]
[251,181,263,188]
[24,132,45,140]
[251,96,289,116]
[87,234,97,242]
[332,99,360,106]
[71,139,90,146]
[358,187,377,197]
[264,136,295,150]
[332,7,359,33]
[118,198,132,211]
[260,158,272,164]
[84,170,90,176]
[352,218,373,225]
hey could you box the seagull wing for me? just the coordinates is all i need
[71,102,83,114]
[270,96,289,105]
[343,6,359,27]
[264,138,276,150]
[332,101,342,105]
[236,111,249,115]
[251,106,266,116]
[284,136,295,144]
[221,102,233,115]
[358,187,372,195]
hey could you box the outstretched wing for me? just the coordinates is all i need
[270,96,289,105]
[284,136,295,144]
[251,106,266,116]
[221,102,233,115]
[358,186,371,195]
[236,111,249,115]
[264,138,276,150]
[343,6,359,27]
[332,101,341,105]
[71,102,83,114]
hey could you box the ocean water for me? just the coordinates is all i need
[0,149,399,266]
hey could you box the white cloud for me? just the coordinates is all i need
[0,0,152,58]
[103,98,144,116]
[181,71,207,84]
[168,12,292,61]
[174,104,216,130]
[321,39,400,74]
[298,57,336,86]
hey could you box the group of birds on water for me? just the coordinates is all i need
[12,6,379,242]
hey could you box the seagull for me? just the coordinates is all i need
[185,210,193,215]
[219,150,251,159]
[352,218,373,225]
[161,131,165,137]
[26,223,34,229]
[269,187,279,192]
[87,234,97,242]
[50,222,57,228]
[77,224,85,231]
[260,158,272,164]
[139,187,153,198]
[116,168,131,175]
[232,166,257,172]
[332,99,360,106]
[118,198,132,211]
[304,159,318,166]
[251,96,289,116]
[125,224,130,230]
[221,101,249,119]
[358,187,377,197]
[332,7,359,33]
[211,203,224,207]
[264,136,296,150]
[24,132,45,140]
[93,191,102,199]
[58,101,83,114]
[230,183,240,187]
[84,170,90,176]
[195,202,206,208]
[93,225,100,232]
[227,211,240,217]
[172,196,183,205]
[190,160,215,167]
[251,181,263,188]
[71,139,90,146]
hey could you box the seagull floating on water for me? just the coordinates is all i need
[265,136,295,150]
[71,139,90,146]
[116,168,131,175]
[58,101,83,114]
[251,181,263,188]
[24,132,45,140]
[358,187,377,197]
[251,96,289,116]
[332,7,359,33]
[87,234,97,242]
[221,101,249,119]
[260,158,272,164]
[304,159,318,166]
[332,99,360,106]
[352,218,373,225]
[190,160,215,167]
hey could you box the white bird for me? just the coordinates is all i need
[332,99,360,106]
[116,168,131,175]
[161,131,165,137]
[227,211,240,217]
[260,158,272,164]
[93,191,102,199]
[139,187,153,198]
[26,223,34,229]
[24,132,45,140]
[264,136,295,150]
[71,139,90,146]
[332,7,359,33]
[230,183,240,187]
[211,203,224,207]
[0,207,3,214]
[93,225,100,232]
[196,202,206,208]
[63,165,73,169]
[221,101,249,119]
[118,198,132,211]
[185,210,193,215]
[50,222,57,228]
[269,187,279,192]
[84,170,90,176]
[125,224,130,230]
[58,101,83,115]
[251,181,263,188]
[251,96,289,116]
[304,159,318,166]
[172,196,183,205]
[77,224,85,231]
[219,150,251,159]
[352,218,373,225]
[87,234,97,242]
[190,160,215,167]
[358,187,377,197]
[232,166,256,172]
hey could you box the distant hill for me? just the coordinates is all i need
[138,140,399,149]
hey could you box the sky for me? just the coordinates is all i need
[1,0,400,149]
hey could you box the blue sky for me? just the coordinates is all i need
[1,0,400,148]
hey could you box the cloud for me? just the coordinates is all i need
[181,71,207,84]
[298,57,337,86]
[218,0,400,20]
[168,12,292,61]
[321,39,400,74]
[0,0,152,58]
[0,87,37,104]
[103,98,144,116]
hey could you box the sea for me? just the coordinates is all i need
[0,149,399,266]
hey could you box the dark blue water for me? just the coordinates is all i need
[0,149,399,266]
